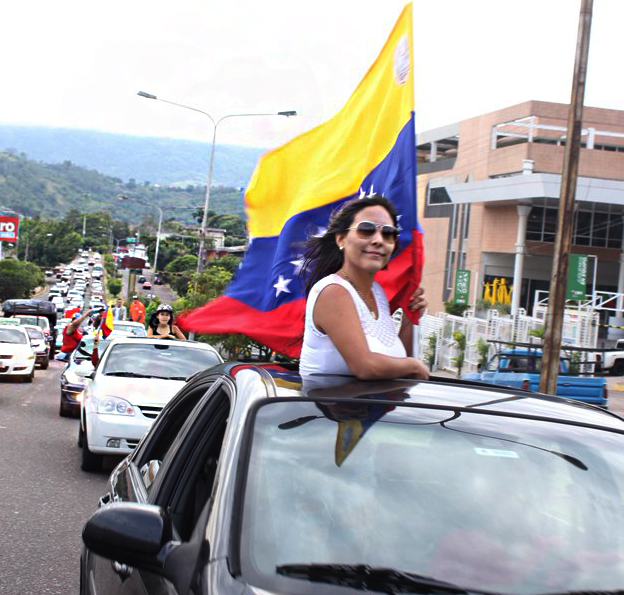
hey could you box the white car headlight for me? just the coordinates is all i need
[97,396,136,416]
[63,370,85,385]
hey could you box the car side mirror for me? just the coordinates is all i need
[83,503,173,570]
[82,502,202,593]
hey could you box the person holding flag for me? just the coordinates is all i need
[58,309,93,361]
[177,4,426,372]
[299,195,428,380]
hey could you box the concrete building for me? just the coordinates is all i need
[417,100,624,315]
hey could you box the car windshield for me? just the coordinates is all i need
[0,328,28,344]
[486,353,567,374]
[73,336,113,361]
[25,327,44,340]
[101,343,220,379]
[16,316,50,331]
[112,322,147,337]
[241,399,624,595]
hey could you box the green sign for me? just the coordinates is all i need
[454,269,471,305]
[566,254,588,300]
[126,237,136,243]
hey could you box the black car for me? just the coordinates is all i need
[138,275,147,284]
[82,367,624,595]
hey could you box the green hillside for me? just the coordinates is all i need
[0,151,245,222]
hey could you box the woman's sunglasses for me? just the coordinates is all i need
[347,221,399,242]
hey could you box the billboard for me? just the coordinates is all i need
[0,216,19,242]
[121,256,146,270]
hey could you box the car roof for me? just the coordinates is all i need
[189,363,624,434]
[103,335,221,353]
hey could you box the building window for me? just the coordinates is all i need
[526,206,622,249]
[428,186,452,205]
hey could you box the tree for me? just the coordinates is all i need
[165,254,198,273]
[107,278,122,297]
[0,260,45,301]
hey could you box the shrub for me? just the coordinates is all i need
[444,301,470,317]
[452,331,467,377]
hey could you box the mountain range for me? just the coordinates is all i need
[0,125,265,188]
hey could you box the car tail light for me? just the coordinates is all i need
[604,385,608,401]
[521,379,530,391]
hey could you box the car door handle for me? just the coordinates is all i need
[112,561,133,579]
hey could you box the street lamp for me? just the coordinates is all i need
[117,195,163,272]
[137,91,297,277]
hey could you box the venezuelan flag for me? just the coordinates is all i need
[178,4,423,357]
[100,306,114,338]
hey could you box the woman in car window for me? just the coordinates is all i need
[147,304,186,340]
[299,195,428,381]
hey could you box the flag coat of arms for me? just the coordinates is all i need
[178,4,423,357]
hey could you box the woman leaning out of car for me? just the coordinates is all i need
[299,194,429,381]
[147,304,186,340]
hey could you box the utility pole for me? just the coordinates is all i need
[540,0,593,395]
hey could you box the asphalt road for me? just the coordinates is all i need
[0,361,112,595]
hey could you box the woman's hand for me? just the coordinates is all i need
[408,286,427,314]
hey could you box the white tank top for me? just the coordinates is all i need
[299,274,406,377]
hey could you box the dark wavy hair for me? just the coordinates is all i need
[300,194,399,294]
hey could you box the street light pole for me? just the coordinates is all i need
[137,91,297,277]
[153,204,163,273]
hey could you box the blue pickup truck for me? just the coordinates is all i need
[463,348,608,407]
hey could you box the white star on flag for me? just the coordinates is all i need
[273,275,292,297]
[290,257,304,275]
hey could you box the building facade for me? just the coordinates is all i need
[417,100,624,315]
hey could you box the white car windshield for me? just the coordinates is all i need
[25,327,45,340]
[111,322,147,337]
[102,343,220,380]
[16,316,50,332]
[241,399,624,595]
[0,328,28,344]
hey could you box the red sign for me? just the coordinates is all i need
[0,216,19,242]
[121,256,146,270]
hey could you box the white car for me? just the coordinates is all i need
[0,321,36,382]
[50,296,65,313]
[79,337,223,471]
[22,324,50,369]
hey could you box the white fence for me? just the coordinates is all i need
[418,307,599,376]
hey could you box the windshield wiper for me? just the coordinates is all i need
[105,371,154,378]
[276,563,483,594]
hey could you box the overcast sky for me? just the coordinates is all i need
[2,0,622,149]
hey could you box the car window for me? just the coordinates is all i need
[25,327,45,340]
[155,389,230,540]
[113,323,147,336]
[240,400,624,594]
[0,328,28,344]
[133,380,220,495]
[102,343,221,379]
[16,316,50,331]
